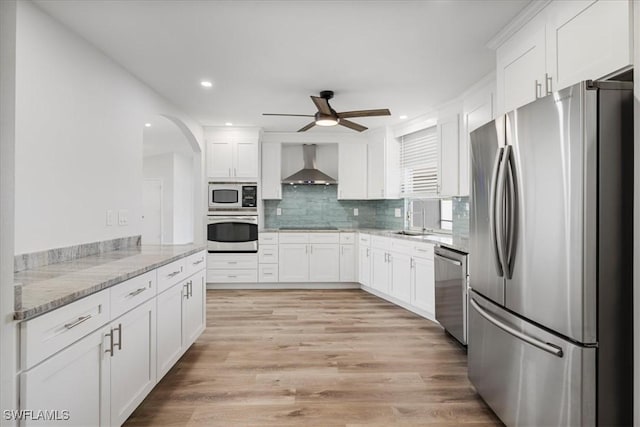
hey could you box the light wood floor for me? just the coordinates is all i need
[124,290,502,426]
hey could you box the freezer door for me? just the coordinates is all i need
[469,118,506,305]
[468,291,596,427]
[505,82,597,343]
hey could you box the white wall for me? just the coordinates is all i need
[143,154,174,243]
[173,153,194,244]
[13,0,203,255]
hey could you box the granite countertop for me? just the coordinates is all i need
[260,228,469,253]
[14,244,205,321]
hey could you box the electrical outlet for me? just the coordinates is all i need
[276,208,282,216]
[106,210,114,226]
[118,209,129,226]
[353,208,359,216]
[394,208,402,218]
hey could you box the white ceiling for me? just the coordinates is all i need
[35,0,529,133]
[143,116,195,158]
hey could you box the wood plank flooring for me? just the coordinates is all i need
[124,290,501,427]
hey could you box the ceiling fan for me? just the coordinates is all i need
[263,90,391,132]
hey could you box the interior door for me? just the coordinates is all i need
[504,83,596,343]
[469,118,505,305]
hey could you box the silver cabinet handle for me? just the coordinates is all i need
[188,280,193,298]
[114,323,122,351]
[388,253,392,263]
[193,258,204,265]
[105,330,114,357]
[535,79,542,99]
[434,253,462,266]
[64,314,92,329]
[128,287,147,297]
[305,245,308,254]
[228,275,237,278]
[545,73,552,95]
[366,248,370,257]
[410,258,415,269]
[310,245,313,254]
[227,261,238,265]
[470,298,563,358]
[228,168,231,176]
[234,167,237,176]
[183,282,190,299]
[168,270,181,278]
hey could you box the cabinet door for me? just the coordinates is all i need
[309,244,340,282]
[390,252,412,304]
[497,19,546,113]
[412,256,435,315]
[20,327,110,427]
[339,244,356,282]
[338,143,367,199]
[234,139,259,179]
[367,132,385,199]
[370,248,390,293]
[184,270,206,348]
[438,114,460,196]
[110,300,156,427]
[261,142,282,199]
[278,244,310,282]
[546,0,631,92]
[207,141,234,178]
[156,282,184,380]
[358,245,371,287]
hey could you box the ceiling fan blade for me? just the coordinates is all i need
[298,122,316,132]
[262,113,315,117]
[339,119,367,132]
[337,109,391,119]
[311,96,332,115]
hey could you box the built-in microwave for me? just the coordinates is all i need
[208,182,257,211]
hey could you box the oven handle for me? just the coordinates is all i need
[434,253,462,266]
[208,217,258,225]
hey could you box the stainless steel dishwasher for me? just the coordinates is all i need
[434,245,468,346]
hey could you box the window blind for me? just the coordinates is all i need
[400,126,438,196]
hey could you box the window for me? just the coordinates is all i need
[440,199,453,230]
[408,198,453,233]
[400,126,438,196]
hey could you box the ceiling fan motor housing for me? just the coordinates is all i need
[319,90,334,100]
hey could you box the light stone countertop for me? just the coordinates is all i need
[14,244,205,321]
[260,228,469,253]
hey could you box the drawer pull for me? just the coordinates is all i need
[193,259,204,265]
[228,275,237,278]
[227,261,238,265]
[105,330,114,356]
[64,314,92,330]
[128,287,147,297]
[416,248,429,252]
[264,272,273,275]
[188,280,193,298]
[167,270,182,278]
[114,323,122,351]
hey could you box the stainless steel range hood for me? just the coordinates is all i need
[282,144,337,185]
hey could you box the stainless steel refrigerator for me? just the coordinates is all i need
[468,80,633,426]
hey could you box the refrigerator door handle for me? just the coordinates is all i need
[469,297,564,358]
[489,147,505,277]
[505,149,517,280]
[495,145,511,278]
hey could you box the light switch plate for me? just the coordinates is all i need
[276,208,282,216]
[106,210,114,226]
[118,209,128,226]
[394,208,402,218]
[353,208,359,216]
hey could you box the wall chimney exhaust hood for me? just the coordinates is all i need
[282,144,337,185]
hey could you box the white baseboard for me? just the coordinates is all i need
[360,285,437,323]
[206,282,360,290]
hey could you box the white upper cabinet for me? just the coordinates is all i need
[437,113,460,197]
[205,127,260,180]
[338,143,367,200]
[496,0,631,114]
[367,127,400,199]
[261,142,282,199]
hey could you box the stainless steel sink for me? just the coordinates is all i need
[392,231,423,236]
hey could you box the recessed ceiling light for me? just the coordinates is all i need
[144,123,151,127]
[399,115,408,120]
[200,80,213,88]
[225,122,233,126]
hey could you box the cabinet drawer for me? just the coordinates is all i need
[309,233,339,244]
[339,233,355,244]
[413,243,435,258]
[358,233,371,245]
[390,238,414,255]
[259,232,279,244]
[371,235,391,249]
[259,265,279,282]
[207,269,258,283]
[110,271,156,319]
[157,258,187,294]
[21,291,110,370]
[258,245,278,264]
[185,251,206,276]
[278,233,309,244]
[208,253,257,270]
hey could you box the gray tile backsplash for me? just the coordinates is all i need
[263,185,404,229]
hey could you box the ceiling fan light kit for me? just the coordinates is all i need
[263,90,391,132]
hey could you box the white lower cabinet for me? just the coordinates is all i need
[339,244,356,282]
[389,252,411,304]
[370,247,390,293]
[358,246,370,286]
[109,299,156,427]
[411,255,435,315]
[19,250,207,427]
[20,326,110,427]
[308,244,339,282]
[279,244,310,282]
[279,242,340,282]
